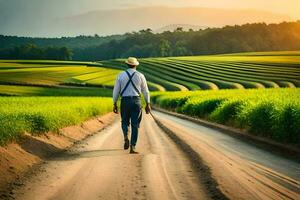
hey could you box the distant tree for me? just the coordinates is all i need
[159,39,171,57]
[172,41,189,56]
[175,27,184,32]
[59,47,72,60]
[146,28,153,33]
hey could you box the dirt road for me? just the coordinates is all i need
[8,111,300,200]
[154,111,300,200]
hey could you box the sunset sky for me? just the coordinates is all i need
[0,0,299,37]
[78,0,300,19]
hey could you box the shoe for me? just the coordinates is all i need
[130,145,138,154]
[124,138,129,150]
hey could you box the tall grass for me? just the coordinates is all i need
[152,88,300,144]
[0,97,113,145]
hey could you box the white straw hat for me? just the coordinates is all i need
[125,57,139,66]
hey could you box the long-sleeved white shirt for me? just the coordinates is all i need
[113,68,150,104]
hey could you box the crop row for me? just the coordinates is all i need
[152,88,300,144]
[0,85,113,97]
[102,52,300,91]
[0,60,165,91]
[0,61,121,87]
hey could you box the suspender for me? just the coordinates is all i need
[120,71,141,97]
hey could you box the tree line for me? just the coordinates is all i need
[0,34,123,49]
[0,44,72,60]
[0,21,300,61]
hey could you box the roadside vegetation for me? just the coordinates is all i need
[152,88,300,144]
[0,97,113,145]
[0,61,116,145]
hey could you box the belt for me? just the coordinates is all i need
[122,96,140,99]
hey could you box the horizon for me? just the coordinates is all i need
[1,0,300,37]
[1,20,299,39]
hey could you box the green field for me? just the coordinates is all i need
[0,60,120,88]
[0,51,299,145]
[0,60,162,92]
[0,61,119,145]
[152,88,300,144]
[102,51,300,91]
[1,51,299,93]
[0,97,113,145]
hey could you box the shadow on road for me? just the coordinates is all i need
[20,136,63,159]
[50,149,128,161]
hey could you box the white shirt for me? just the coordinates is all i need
[113,68,150,103]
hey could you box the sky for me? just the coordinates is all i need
[0,0,299,37]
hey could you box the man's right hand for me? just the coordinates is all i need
[113,104,118,114]
[145,103,151,114]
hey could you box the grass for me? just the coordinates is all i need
[152,88,300,145]
[101,51,300,91]
[0,97,113,145]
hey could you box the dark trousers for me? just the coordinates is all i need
[120,96,142,146]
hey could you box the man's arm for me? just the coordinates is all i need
[141,75,151,114]
[112,75,121,113]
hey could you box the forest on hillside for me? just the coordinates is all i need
[0,21,299,61]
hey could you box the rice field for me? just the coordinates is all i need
[0,97,113,145]
[1,51,299,92]
[0,60,163,91]
[152,88,300,144]
[101,51,300,91]
[0,60,121,88]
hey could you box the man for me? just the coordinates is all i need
[113,57,151,154]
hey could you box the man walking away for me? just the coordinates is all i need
[113,57,151,154]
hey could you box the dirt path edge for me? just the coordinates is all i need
[152,107,300,158]
[0,112,118,196]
